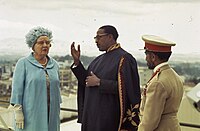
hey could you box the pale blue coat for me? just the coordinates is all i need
[10,53,61,131]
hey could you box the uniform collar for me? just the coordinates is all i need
[154,62,168,73]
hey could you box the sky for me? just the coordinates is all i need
[0,0,200,57]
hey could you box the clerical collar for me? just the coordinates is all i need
[154,62,168,73]
[107,43,121,52]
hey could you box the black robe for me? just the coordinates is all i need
[71,47,141,131]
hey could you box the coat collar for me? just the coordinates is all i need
[154,64,170,80]
[159,64,170,72]
[154,62,168,73]
[26,52,55,69]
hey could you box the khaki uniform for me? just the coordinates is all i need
[138,64,184,131]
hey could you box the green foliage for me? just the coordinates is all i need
[137,59,200,85]
[1,54,200,85]
[53,55,73,62]
[53,55,95,67]
[169,62,200,84]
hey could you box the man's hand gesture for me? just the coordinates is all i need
[71,42,80,65]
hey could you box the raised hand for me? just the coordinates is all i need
[71,42,81,65]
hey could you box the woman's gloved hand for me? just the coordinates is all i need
[13,104,24,129]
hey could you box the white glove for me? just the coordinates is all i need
[8,104,14,110]
[13,104,24,129]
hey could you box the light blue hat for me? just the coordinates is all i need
[25,26,53,48]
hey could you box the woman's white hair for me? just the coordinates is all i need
[25,26,53,48]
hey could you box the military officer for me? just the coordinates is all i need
[138,35,184,131]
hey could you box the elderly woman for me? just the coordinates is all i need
[10,26,61,131]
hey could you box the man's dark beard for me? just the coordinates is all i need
[147,63,155,70]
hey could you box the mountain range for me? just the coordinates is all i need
[1,37,199,63]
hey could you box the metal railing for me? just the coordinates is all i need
[0,100,78,130]
[1,100,200,130]
[0,100,13,130]
[180,122,200,129]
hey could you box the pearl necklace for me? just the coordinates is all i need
[41,57,47,66]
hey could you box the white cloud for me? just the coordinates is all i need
[0,0,199,56]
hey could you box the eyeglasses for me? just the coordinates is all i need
[36,40,51,46]
[94,33,108,40]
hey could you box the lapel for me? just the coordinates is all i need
[26,52,55,69]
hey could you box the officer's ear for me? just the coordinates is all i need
[149,52,154,58]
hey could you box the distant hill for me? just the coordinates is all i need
[0,37,199,63]
[0,52,200,63]
[132,52,200,63]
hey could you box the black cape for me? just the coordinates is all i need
[71,47,141,131]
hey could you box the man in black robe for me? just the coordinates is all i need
[70,25,141,131]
